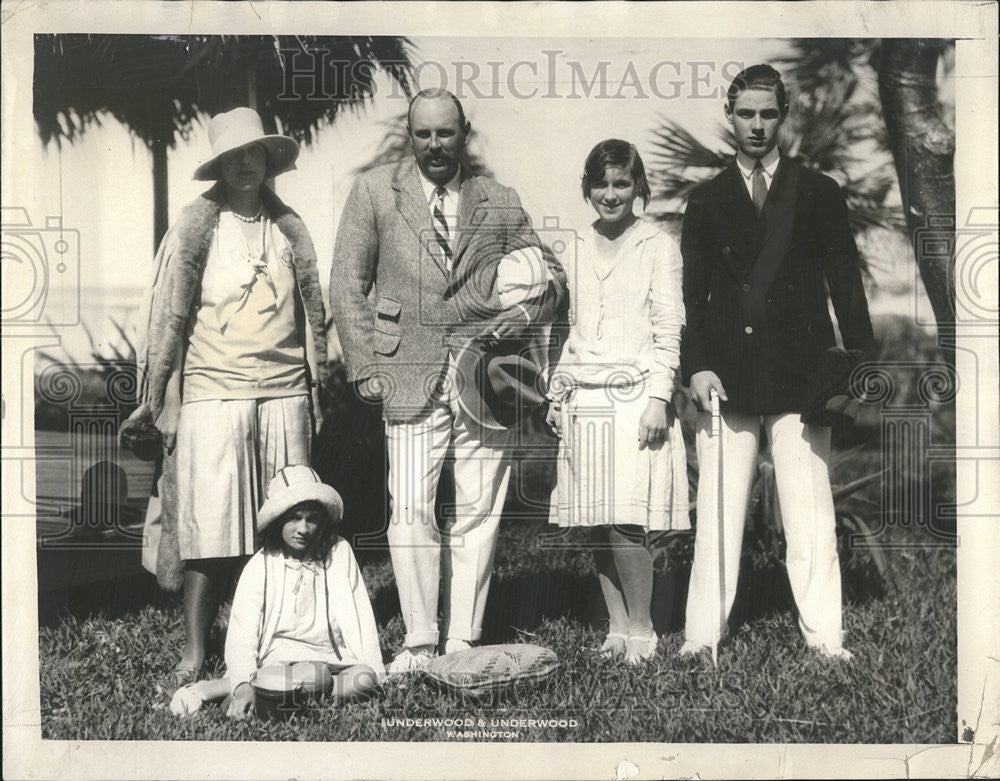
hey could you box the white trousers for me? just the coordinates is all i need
[385,361,513,648]
[684,411,845,650]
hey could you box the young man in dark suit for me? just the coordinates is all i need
[679,65,875,660]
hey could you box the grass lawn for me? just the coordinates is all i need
[38,519,956,743]
[36,315,957,743]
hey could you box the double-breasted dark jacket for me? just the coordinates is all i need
[680,158,875,415]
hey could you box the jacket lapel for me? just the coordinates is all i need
[716,164,759,277]
[747,159,800,282]
[392,161,450,277]
[758,157,795,235]
[452,175,489,267]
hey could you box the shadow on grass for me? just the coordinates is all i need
[38,572,174,627]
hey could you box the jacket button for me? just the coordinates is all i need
[744,326,754,335]
[742,283,751,292]
[787,284,795,292]
[722,246,731,255]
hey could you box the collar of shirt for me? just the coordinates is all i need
[736,148,780,193]
[418,168,461,217]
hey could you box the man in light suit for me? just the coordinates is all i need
[331,90,567,673]
[679,65,875,659]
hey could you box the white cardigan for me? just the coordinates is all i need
[224,539,385,692]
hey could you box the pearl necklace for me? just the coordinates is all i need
[233,205,264,224]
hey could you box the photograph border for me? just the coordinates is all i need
[2,1,997,779]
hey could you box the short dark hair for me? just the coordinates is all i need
[580,139,652,207]
[407,88,469,131]
[726,64,788,112]
[260,500,338,563]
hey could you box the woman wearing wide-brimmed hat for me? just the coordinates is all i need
[125,107,328,687]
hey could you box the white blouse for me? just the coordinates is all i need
[183,211,308,401]
[551,219,684,400]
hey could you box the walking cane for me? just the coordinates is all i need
[709,387,723,668]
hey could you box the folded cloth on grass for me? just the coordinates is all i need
[425,644,559,699]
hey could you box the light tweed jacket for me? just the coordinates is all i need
[330,159,567,422]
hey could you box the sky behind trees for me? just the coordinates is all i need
[18,35,935,361]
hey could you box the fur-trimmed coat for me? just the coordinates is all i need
[137,182,327,418]
[130,183,327,591]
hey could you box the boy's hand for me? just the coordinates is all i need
[689,371,728,412]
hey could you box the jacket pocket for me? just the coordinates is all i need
[373,296,401,356]
[376,296,402,319]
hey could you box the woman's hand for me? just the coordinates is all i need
[155,397,181,454]
[638,398,673,451]
[226,683,255,720]
[310,386,324,435]
[545,401,562,438]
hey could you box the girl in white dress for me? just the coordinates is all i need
[547,139,689,663]
[169,465,384,719]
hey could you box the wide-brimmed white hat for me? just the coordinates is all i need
[193,107,300,181]
[257,465,344,532]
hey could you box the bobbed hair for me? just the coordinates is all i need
[580,139,652,208]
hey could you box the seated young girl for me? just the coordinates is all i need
[170,465,385,719]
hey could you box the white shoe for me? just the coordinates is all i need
[387,645,436,676]
[442,638,472,655]
[169,685,205,717]
[677,640,709,658]
[812,644,854,662]
[597,633,628,658]
[625,633,659,664]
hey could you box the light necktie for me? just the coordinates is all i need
[432,186,453,268]
[751,161,767,217]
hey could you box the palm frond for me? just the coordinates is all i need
[838,512,889,578]
[648,116,732,171]
[833,468,887,504]
[34,34,416,151]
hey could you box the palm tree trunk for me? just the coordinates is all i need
[878,39,956,362]
[152,139,169,252]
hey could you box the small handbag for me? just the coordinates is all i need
[118,413,163,462]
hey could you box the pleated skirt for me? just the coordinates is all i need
[548,385,690,531]
[175,395,311,559]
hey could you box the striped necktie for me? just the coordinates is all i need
[752,161,767,217]
[432,186,453,268]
